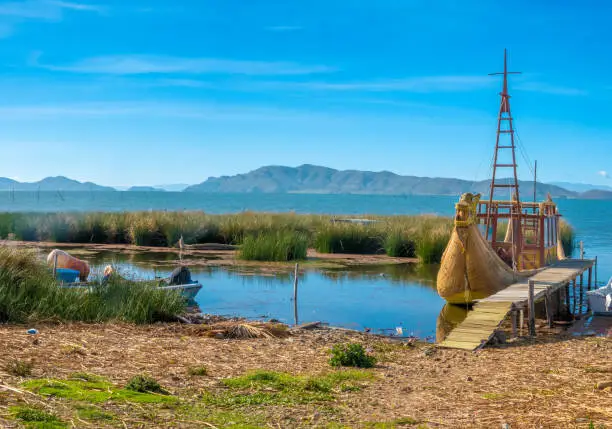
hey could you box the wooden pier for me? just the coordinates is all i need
[439,258,596,350]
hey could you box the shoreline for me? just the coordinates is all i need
[1,239,420,270]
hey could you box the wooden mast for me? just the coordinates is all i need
[485,49,522,269]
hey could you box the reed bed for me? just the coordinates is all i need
[0,212,575,264]
[0,247,186,324]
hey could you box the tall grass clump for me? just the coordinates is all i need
[559,220,575,257]
[0,247,186,324]
[239,231,308,261]
[314,224,382,254]
[383,229,415,257]
[413,221,453,264]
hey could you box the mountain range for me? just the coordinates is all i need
[0,176,115,192]
[2,167,612,199]
[184,164,577,198]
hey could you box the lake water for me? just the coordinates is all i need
[84,250,444,339]
[4,191,612,337]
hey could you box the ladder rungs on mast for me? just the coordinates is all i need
[497,145,515,149]
[494,164,518,167]
[491,184,519,188]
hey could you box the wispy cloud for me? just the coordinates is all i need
[0,102,317,122]
[514,81,587,96]
[0,0,103,37]
[265,25,303,32]
[0,0,103,20]
[598,170,609,179]
[251,76,494,93]
[39,54,336,76]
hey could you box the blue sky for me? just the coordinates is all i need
[0,0,611,186]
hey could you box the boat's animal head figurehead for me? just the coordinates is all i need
[454,193,481,227]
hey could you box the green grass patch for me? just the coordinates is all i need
[0,247,186,324]
[22,376,176,404]
[365,417,421,428]
[5,359,33,377]
[481,392,506,400]
[125,374,168,394]
[187,365,208,376]
[76,406,115,421]
[239,231,308,261]
[10,406,66,429]
[177,404,267,428]
[329,343,376,368]
[209,369,373,407]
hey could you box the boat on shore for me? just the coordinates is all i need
[436,51,567,304]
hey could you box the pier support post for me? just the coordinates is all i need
[545,291,553,328]
[564,283,570,314]
[511,309,518,338]
[572,278,577,316]
[579,274,584,317]
[528,280,536,337]
[580,241,584,259]
[587,267,593,312]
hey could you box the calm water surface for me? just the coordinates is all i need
[84,250,444,339]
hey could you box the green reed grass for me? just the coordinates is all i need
[314,223,382,254]
[559,220,575,257]
[0,211,571,264]
[0,248,185,324]
[239,231,308,261]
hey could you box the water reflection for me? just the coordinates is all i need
[435,304,470,342]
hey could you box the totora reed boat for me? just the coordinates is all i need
[437,50,566,304]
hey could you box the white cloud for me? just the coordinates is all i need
[39,54,336,76]
[598,170,609,179]
[250,76,494,93]
[265,26,303,32]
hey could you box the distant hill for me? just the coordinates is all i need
[127,186,165,192]
[578,189,612,200]
[0,176,115,192]
[184,164,576,198]
[154,184,190,192]
[549,181,612,193]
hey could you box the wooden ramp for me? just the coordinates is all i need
[439,301,513,350]
[439,259,595,351]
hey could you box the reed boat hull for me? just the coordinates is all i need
[437,224,537,304]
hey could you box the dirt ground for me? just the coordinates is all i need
[0,322,610,428]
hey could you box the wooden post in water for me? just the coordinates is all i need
[587,267,593,312]
[580,241,584,259]
[595,256,598,285]
[579,274,584,316]
[564,283,570,313]
[293,263,299,325]
[511,309,518,338]
[528,280,536,336]
[572,278,577,316]
[519,309,524,337]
